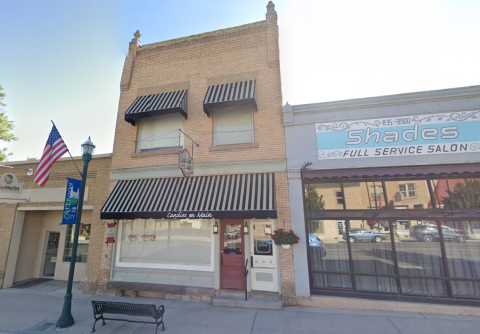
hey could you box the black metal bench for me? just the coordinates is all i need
[91,300,165,333]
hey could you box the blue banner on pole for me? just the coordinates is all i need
[61,178,82,225]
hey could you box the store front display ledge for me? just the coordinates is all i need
[106,281,216,297]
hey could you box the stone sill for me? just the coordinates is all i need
[208,142,259,151]
[132,149,180,158]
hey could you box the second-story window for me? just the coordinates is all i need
[213,104,254,146]
[137,113,185,152]
[399,183,416,198]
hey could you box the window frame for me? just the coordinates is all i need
[136,113,185,153]
[212,104,255,146]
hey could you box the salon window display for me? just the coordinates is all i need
[118,219,212,267]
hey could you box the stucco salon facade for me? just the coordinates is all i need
[0,155,111,290]
[284,85,480,305]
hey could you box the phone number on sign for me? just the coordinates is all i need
[380,118,412,126]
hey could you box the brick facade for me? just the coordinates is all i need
[99,2,295,303]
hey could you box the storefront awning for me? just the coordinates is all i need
[124,89,188,126]
[100,173,276,220]
[203,80,257,116]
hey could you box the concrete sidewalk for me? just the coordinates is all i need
[0,281,479,334]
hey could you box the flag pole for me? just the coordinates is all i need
[51,121,82,178]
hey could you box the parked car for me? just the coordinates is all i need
[410,225,465,242]
[343,228,386,243]
[308,234,326,257]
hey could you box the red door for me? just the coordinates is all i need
[221,219,245,289]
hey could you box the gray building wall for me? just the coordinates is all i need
[283,85,480,297]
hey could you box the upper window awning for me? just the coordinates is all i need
[203,80,257,116]
[101,173,276,220]
[124,89,188,126]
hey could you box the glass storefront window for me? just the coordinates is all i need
[63,223,90,263]
[384,180,431,209]
[444,221,480,279]
[253,224,272,256]
[343,182,386,210]
[119,219,212,266]
[431,178,480,209]
[304,182,341,210]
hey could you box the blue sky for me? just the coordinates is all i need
[1,0,480,160]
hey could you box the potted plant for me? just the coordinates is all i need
[271,228,299,249]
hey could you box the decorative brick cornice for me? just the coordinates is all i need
[138,21,266,55]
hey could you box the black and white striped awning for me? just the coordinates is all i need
[203,80,257,116]
[100,173,276,220]
[124,89,188,125]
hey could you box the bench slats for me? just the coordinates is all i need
[91,300,165,333]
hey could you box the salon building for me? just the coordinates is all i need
[0,155,111,290]
[284,85,480,305]
[97,3,294,304]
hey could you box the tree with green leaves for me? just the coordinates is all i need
[443,179,480,209]
[0,84,17,161]
[305,186,326,210]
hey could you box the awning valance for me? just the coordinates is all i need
[203,80,257,116]
[124,89,188,125]
[101,173,276,220]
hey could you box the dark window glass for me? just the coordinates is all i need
[354,275,398,294]
[307,220,349,273]
[443,220,480,279]
[451,281,480,298]
[400,278,448,298]
[312,273,353,290]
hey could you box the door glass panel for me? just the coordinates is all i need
[43,232,60,276]
[443,220,480,279]
[307,220,349,273]
[397,220,446,277]
[348,220,396,276]
[224,223,242,255]
[253,225,272,256]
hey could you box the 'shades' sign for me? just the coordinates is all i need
[179,149,194,177]
[316,111,480,160]
[0,173,22,192]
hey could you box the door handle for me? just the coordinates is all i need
[221,254,223,266]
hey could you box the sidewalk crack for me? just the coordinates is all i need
[386,316,403,334]
[250,309,258,334]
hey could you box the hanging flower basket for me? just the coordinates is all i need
[271,228,299,248]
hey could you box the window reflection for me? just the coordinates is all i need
[384,180,430,209]
[304,182,337,210]
[223,224,242,255]
[431,178,480,209]
[120,219,212,266]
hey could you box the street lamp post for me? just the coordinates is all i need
[56,137,95,329]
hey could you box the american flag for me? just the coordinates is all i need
[34,124,69,187]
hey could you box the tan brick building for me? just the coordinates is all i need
[96,2,294,305]
[0,154,111,289]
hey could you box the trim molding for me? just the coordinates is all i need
[109,158,287,181]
